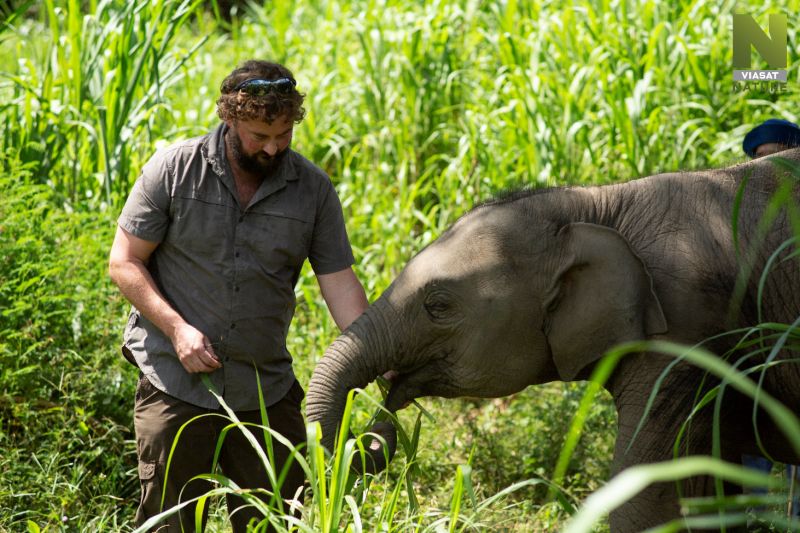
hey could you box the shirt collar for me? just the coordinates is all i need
[203,122,229,178]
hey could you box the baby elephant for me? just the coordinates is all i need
[307,150,800,532]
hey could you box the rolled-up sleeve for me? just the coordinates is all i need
[308,179,355,275]
[118,152,172,243]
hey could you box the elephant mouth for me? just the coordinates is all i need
[384,374,421,411]
[384,356,456,411]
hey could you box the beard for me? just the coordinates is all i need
[227,128,289,176]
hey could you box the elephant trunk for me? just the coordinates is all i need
[306,299,400,471]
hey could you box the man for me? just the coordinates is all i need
[108,60,369,531]
[743,118,800,158]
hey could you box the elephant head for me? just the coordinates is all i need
[306,191,668,465]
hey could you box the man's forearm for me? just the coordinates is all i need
[333,283,369,330]
[317,268,370,331]
[109,259,186,340]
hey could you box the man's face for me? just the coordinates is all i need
[226,117,294,175]
[754,142,790,158]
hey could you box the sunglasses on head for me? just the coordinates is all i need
[233,77,297,96]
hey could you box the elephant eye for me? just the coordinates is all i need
[424,290,457,321]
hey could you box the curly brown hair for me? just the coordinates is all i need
[216,60,306,124]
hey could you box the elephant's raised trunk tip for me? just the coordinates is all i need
[350,421,398,474]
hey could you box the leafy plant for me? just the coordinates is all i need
[0,149,137,530]
[1,0,206,207]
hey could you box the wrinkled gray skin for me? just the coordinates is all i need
[307,150,800,532]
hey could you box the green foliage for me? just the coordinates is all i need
[563,456,788,533]
[0,150,137,530]
[5,0,798,215]
[132,379,564,532]
[1,0,207,207]
[555,337,800,531]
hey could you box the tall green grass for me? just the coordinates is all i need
[559,335,800,532]
[6,1,797,213]
[0,149,136,530]
[2,0,800,531]
[2,0,206,207]
[130,377,574,532]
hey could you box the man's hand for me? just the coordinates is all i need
[171,323,222,373]
[109,226,222,375]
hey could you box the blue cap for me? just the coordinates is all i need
[743,118,800,157]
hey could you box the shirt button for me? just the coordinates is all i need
[234,286,240,292]
[230,323,236,330]
[238,215,245,223]
[235,251,240,258]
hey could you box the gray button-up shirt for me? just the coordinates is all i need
[119,123,355,410]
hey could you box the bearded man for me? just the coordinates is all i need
[109,60,368,531]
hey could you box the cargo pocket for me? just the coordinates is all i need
[134,374,161,406]
[134,460,162,526]
[139,460,156,481]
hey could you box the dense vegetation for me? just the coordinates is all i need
[1,0,799,531]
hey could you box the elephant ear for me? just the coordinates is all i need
[542,222,668,381]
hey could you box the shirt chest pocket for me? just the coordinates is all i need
[168,194,234,256]
[245,210,311,268]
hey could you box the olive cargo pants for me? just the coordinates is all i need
[133,374,306,532]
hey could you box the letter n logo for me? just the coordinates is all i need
[733,13,787,69]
